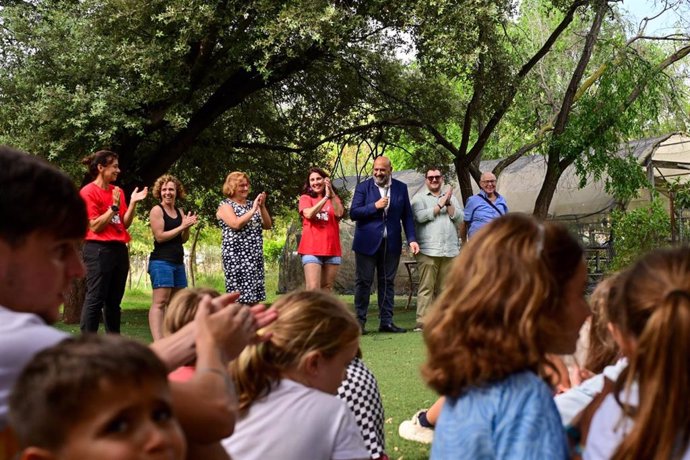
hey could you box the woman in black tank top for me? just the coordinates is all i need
[148,175,198,340]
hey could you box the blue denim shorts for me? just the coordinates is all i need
[301,255,342,266]
[148,259,188,288]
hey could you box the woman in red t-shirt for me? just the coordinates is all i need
[297,167,344,291]
[79,150,148,333]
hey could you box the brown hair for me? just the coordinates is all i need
[606,248,690,460]
[164,287,220,336]
[230,290,360,413]
[583,274,621,374]
[423,213,584,397]
[80,149,118,185]
[0,146,87,246]
[300,167,329,198]
[222,171,249,198]
[8,334,169,451]
[152,174,187,201]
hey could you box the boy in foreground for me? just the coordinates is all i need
[9,334,186,460]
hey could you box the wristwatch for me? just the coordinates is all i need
[111,204,119,213]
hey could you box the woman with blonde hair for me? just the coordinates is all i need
[148,174,198,341]
[423,213,589,459]
[223,290,369,460]
[585,247,690,460]
[216,171,272,304]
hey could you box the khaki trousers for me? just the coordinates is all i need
[414,252,455,323]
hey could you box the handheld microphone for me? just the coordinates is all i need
[383,184,390,216]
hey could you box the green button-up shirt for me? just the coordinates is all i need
[411,190,461,257]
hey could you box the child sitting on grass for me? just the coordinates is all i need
[223,290,369,460]
[423,214,590,459]
[9,334,186,460]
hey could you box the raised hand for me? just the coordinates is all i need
[197,293,258,361]
[324,178,333,197]
[112,187,121,206]
[257,191,268,207]
[130,186,148,204]
[182,212,198,228]
[440,187,453,207]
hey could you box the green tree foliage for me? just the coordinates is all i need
[610,194,670,271]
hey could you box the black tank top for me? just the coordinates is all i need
[150,205,184,264]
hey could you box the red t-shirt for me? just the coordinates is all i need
[80,182,131,243]
[297,194,342,257]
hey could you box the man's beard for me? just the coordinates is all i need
[374,175,389,187]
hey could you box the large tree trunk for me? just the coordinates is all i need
[455,162,474,205]
[532,160,563,219]
[63,278,85,324]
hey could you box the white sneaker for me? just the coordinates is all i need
[398,410,434,444]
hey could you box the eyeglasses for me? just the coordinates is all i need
[481,180,496,184]
[426,175,442,181]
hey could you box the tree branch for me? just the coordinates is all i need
[460,0,590,167]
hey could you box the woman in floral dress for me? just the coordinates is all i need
[216,171,272,304]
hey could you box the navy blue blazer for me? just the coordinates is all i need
[350,178,417,256]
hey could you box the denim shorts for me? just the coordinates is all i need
[301,255,342,266]
[148,259,188,288]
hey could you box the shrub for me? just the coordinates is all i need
[609,195,670,271]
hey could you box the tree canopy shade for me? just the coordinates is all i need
[0,0,408,196]
[0,0,688,220]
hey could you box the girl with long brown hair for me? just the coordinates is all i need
[585,247,690,460]
[423,213,589,459]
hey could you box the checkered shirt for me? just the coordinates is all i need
[336,357,386,459]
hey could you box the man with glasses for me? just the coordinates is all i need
[410,167,461,331]
[460,172,508,244]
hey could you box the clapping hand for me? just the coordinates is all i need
[439,187,453,207]
[196,293,256,361]
[182,212,198,229]
[112,188,121,207]
[254,192,267,210]
[324,178,333,198]
[130,186,148,204]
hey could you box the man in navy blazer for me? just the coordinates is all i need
[350,156,419,334]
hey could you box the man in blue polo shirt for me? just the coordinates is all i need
[460,172,508,243]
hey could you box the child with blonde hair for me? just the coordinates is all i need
[423,213,590,459]
[585,247,690,459]
[222,290,369,460]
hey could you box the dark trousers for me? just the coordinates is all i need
[354,239,401,327]
[81,241,129,333]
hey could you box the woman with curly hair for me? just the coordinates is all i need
[423,213,589,459]
[148,174,197,341]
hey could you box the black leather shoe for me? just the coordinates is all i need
[378,323,407,333]
[359,321,368,335]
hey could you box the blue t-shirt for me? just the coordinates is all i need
[463,191,508,239]
[431,371,569,460]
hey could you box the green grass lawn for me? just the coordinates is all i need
[55,270,435,459]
